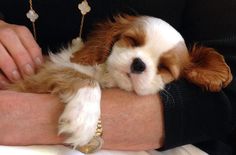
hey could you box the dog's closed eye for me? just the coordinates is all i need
[117,28,146,48]
[120,35,144,47]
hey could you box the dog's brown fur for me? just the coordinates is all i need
[183,45,232,92]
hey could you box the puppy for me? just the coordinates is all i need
[9,15,232,152]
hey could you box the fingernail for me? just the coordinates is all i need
[12,69,21,81]
[35,57,43,66]
[24,64,34,75]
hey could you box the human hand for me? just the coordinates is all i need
[0,20,43,88]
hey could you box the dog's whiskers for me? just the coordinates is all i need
[160,88,172,103]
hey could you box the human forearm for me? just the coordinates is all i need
[0,89,164,151]
[101,88,164,150]
[0,90,64,145]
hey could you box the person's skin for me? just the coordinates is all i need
[101,89,164,150]
[0,89,164,150]
[0,20,43,87]
[0,90,64,145]
[0,20,164,150]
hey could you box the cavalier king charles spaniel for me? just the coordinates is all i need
[9,15,232,153]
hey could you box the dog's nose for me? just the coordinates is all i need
[131,58,146,74]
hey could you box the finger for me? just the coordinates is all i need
[0,70,10,90]
[0,27,35,76]
[0,43,21,82]
[15,25,44,67]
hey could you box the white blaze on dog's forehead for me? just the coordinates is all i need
[141,16,185,53]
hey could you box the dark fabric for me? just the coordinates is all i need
[159,79,235,153]
[158,0,236,154]
[0,0,236,154]
[0,12,4,20]
[181,2,236,154]
[0,0,186,52]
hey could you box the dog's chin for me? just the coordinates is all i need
[126,73,163,96]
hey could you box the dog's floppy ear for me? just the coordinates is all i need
[70,15,137,65]
[183,45,232,92]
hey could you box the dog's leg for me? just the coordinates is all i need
[58,80,101,148]
[183,45,232,92]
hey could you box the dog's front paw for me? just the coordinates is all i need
[58,110,98,147]
[58,85,101,148]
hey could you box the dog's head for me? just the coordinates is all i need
[71,15,189,95]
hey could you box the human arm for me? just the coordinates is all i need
[1,80,234,153]
[0,90,64,145]
[1,79,234,152]
[101,88,164,150]
[0,89,164,150]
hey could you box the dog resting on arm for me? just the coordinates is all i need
[8,15,232,154]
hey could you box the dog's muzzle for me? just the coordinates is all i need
[131,57,146,74]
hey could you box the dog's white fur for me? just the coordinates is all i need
[59,84,101,147]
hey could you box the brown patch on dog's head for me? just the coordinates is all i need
[70,15,139,65]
